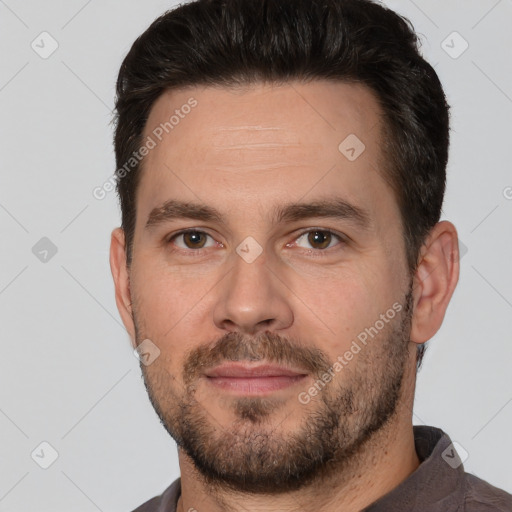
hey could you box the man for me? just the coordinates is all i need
[109,0,512,510]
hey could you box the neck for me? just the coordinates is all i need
[176,411,420,512]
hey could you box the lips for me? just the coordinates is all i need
[203,363,308,394]
[205,363,306,378]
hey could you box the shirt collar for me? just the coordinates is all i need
[363,425,466,511]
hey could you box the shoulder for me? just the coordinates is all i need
[462,473,512,512]
[130,478,181,512]
[131,495,162,512]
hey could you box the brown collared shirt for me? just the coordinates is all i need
[132,426,512,511]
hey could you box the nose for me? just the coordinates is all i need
[212,250,294,335]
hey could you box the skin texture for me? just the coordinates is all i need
[110,80,460,512]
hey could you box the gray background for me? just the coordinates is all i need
[1,0,511,510]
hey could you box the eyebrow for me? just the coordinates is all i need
[146,200,222,228]
[272,198,371,229]
[145,197,371,230]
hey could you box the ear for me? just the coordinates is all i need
[110,227,136,344]
[410,221,460,345]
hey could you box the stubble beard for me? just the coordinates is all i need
[136,286,414,495]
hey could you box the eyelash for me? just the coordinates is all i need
[289,229,346,255]
[166,229,222,256]
[166,228,346,257]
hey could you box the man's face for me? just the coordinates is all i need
[127,81,415,492]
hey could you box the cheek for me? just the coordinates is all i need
[130,256,218,342]
[286,257,402,358]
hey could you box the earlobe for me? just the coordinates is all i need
[410,221,460,345]
[109,228,136,341]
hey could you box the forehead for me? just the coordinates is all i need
[137,80,395,228]
[144,80,382,159]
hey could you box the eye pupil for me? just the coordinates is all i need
[308,230,331,249]
[184,231,206,248]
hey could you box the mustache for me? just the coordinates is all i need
[182,330,332,385]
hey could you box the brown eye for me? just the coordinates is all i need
[307,230,333,249]
[291,229,343,251]
[182,231,207,248]
[171,230,215,250]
